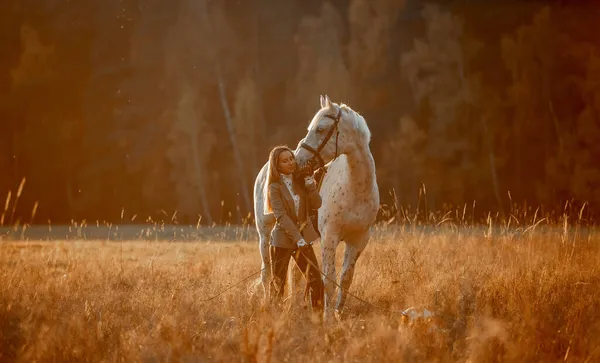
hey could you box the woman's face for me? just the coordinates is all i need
[277,150,296,175]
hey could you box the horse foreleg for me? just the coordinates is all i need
[321,232,339,321]
[336,232,368,315]
[287,259,303,304]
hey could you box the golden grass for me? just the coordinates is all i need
[1,227,599,362]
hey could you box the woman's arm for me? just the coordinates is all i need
[269,183,303,243]
[304,177,322,210]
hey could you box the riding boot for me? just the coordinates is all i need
[310,167,326,237]
[310,211,320,237]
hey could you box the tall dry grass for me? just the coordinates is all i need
[1,224,599,362]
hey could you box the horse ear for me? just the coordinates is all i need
[320,95,326,108]
[324,94,332,108]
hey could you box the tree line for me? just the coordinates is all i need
[1,0,598,225]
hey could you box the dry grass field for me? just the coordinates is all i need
[1,223,599,362]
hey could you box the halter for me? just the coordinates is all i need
[300,107,342,170]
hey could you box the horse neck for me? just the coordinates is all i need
[345,142,376,193]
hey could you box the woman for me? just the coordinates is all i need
[264,145,324,311]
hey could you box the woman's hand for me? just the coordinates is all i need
[297,238,309,248]
[304,175,316,188]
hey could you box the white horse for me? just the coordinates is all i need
[294,95,379,320]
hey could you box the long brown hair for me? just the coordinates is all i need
[264,145,294,214]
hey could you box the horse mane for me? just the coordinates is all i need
[340,103,371,145]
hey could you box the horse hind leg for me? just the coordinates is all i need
[258,228,271,303]
[336,232,368,315]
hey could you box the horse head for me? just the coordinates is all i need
[294,95,369,175]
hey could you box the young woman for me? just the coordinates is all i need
[264,145,324,311]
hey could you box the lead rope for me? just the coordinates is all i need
[297,248,409,317]
[198,246,407,316]
[197,253,292,303]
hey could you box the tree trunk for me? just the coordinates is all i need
[216,68,252,218]
[66,178,74,216]
[251,67,265,180]
[253,2,267,178]
[197,0,252,219]
[12,131,19,188]
[188,123,213,225]
[481,115,503,215]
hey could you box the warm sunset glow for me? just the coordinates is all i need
[0,1,599,361]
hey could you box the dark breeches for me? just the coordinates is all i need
[269,245,324,311]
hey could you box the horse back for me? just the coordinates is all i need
[253,162,275,228]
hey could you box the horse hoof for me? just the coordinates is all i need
[323,309,343,324]
[334,309,343,321]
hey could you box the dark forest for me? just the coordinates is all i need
[1,0,599,225]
